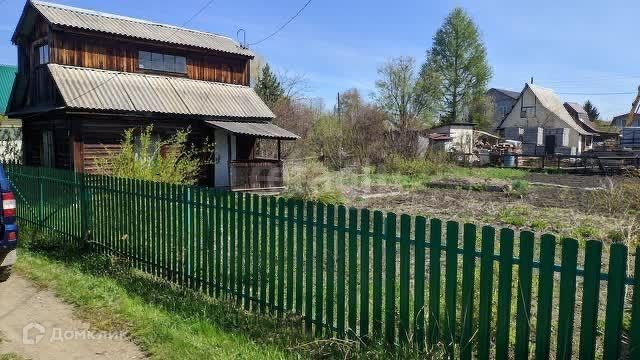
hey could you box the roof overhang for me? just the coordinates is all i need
[48,64,275,119]
[205,120,299,140]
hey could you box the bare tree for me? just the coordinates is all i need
[373,56,440,156]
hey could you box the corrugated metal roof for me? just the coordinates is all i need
[30,0,254,57]
[48,64,275,119]
[206,121,299,140]
[0,65,17,115]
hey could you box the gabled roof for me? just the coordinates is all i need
[0,65,17,115]
[564,102,601,133]
[14,0,253,58]
[47,64,274,119]
[498,84,592,135]
[564,102,587,116]
[488,88,520,100]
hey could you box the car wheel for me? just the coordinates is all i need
[0,266,12,282]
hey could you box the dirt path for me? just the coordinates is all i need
[0,275,144,360]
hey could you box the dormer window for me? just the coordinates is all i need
[35,44,49,65]
[138,51,187,74]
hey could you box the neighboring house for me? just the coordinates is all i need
[428,123,475,153]
[8,0,298,190]
[486,88,519,131]
[0,65,21,162]
[498,83,596,155]
[611,113,640,128]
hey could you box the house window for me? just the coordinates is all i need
[138,51,187,74]
[35,44,49,66]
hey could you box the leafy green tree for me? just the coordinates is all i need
[583,100,600,121]
[421,7,492,124]
[254,63,284,108]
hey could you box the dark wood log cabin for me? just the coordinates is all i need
[8,0,298,190]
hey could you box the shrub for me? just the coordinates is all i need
[95,125,207,185]
[283,161,346,204]
[507,180,530,197]
[381,152,452,177]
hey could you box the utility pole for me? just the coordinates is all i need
[336,92,341,122]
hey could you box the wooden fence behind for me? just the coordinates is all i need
[6,164,640,359]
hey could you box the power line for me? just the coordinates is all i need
[248,0,312,46]
[556,91,635,96]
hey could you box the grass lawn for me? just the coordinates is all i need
[13,230,438,360]
[14,247,306,360]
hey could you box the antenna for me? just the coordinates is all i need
[237,29,247,48]
[531,76,534,84]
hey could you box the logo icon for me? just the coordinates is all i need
[22,322,45,345]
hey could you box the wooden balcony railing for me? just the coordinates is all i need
[229,159,283,190]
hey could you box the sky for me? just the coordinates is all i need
[1,0,639,119]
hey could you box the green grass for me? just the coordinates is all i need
[0,354,29,360]
[14,227,441,360]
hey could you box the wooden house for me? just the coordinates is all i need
[7,0,298,190]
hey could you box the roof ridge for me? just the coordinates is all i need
[31,0,238,43]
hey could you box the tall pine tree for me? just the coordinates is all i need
[421,7,492,124]
[583,100,600,121]
[254,63,284,108]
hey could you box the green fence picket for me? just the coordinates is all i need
[579,240,603,360]
[348,208,358,338]
[399,214,411,346]
[444,221,458,355]
[286,199,295,311]
[269,197,277,311]
[277,198,285,313]
[315,203,325,335]
[304,201,314,330]
[603,243,628,360]
[336,205,347,337]
[260,196,268,312]
[384,212,397,346]
[235,192,244,304]
[326,204,336,331]
[245,193,253,310]
[372,210,384,339]
[252,194,260,309]
[477,226,495,360]
[535,234,556,360]
[514,231,534,360]
[495,228,515,360]
[427,218,442,347]
[460,223,476,360]
[556,238,578,360]
[359,208,371,341]
[414,216,426,349]
[295,200,304,313]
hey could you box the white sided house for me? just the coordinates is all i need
[498,84,595,155]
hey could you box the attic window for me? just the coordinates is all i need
[138,51,187,74]
[35,44,49,65]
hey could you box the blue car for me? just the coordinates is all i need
[0,165,17,282]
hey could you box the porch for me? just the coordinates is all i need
[230,158,283,191]
[206,120,298,191]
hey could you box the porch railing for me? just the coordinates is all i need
[229,158,283,190]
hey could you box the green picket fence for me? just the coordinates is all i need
[6,164,640,358]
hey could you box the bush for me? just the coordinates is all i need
[507,180,530,197]
[381,152,452,177]
[95,125,207,185]
[283,161,346,204]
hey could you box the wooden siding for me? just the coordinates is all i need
[49,31,250,85]
[22,114,72,169]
